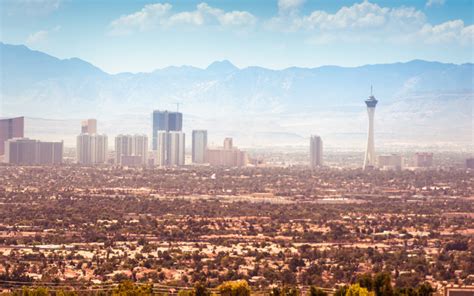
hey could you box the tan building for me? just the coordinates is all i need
[377,154,402,170]
[205,138,247,167]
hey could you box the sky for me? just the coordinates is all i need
[1,0,473,73]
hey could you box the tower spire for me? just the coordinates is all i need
[363,86,378,170]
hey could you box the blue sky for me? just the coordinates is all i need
[1,0,473,73]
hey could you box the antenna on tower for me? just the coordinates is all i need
[175,102,182,112]
[370,85,373,96]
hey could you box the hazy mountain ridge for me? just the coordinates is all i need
[0,43,472,148]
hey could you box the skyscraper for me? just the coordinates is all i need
[310,135,323,168]
[81,119,97,134]
[77,134,108,165]
[152,111,183,150]
[76,120,107,165]
[156,131,185,166]
[192,130,208,164]
[115,134,148,166]
[0,116,24,155]
[363,88,378,170]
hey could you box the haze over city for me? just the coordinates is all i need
[0,0,473,295]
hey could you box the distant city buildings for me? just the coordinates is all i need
[309,135,323,168]
[0,116,24,155]
[81,119,97,134]
[377,154,402,170]
[76,119,108,165]
[363,88,378,170]
[4,138,63,165]
[205,138,247,167]
[115,134,148,166]
[466,158,474,169]
[192,130,207,164]
[156,131,185,166]
[152,110,183,150]
[414,152,433,168]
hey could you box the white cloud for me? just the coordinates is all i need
[419,20,474,44]
[426,0,445,8]
[267,0,470,47]
[278,0,305,13]
[108,2,256,35]
[26,30,49,45]
[294,1,425,31]
[5,0,62,16]
[108,3,172,35]
[25,26,61,46]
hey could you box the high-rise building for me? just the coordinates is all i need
[310,135,323,168]
[132,134,148,165]
[192,130,207,164]
[115,134,148,166]
[4,138,63,165]
[0,116,24,155]
[377,154,402,170]
[156,131,185,166]
[363,88,378,170]
[152,111,183,150]
[77,133,108,165]
[414,153,433,168]
[81,119,97,134]
[205,138,247,167]
[77,119,107,165]
[466,158,474,169]
[224,137,233,150]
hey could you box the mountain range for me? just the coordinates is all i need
[0,42,472,149]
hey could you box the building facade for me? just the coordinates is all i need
[115,134,148,166]
[310,135,323,168]
[414,152,433,167]
[81,119,97,134]
[205,138,247,167]
[152,111,183,150]
[156,131,185,166]
[192,130,207,164]
[4,138,63,165]
[377,154,402,170]
[76,134,108,165]
[0,116,24,155]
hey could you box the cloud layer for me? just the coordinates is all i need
[266,1,473,45]
[109,2,257,35]
[107,1,473,47]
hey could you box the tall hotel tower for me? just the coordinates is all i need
[363,87,378,170]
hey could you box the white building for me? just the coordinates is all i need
[76,133,108,165]
[192,130,207,164]
[115,134,148,166]
[310,135,323,168]
[156,131,185,166]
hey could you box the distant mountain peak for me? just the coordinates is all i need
[206,60,238,73]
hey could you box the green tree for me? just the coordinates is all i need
[112,281,152,296]
[335,286,348,296]
[218,280,251,296]
[193,282,210,296]
[346,284,372,296]
[373,273,393,296]
[309,286,328,296]
[357,273,374,291]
